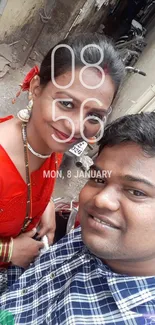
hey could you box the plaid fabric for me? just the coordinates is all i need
[0,269,7,295]
[0,227,155,325]
[0,266,24,295]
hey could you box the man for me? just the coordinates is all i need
[1,112,155,324]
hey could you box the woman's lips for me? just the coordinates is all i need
[51,126,79,144]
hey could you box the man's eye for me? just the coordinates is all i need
[128,189,146,197]
[88,113,106,124]
[95,178,105,184]
[89,177,105,184]
[59,101,74,109]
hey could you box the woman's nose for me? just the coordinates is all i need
[94,187,120,211]
[64,116,84,138]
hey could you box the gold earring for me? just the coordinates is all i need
[28,91,32,100]
[95,129,102,140]
[17,99,33,122]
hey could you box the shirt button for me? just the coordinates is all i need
[0,208,3,212]
[85,254,90,260]
[21,288,28,294]
[47,315,50,322]
[50,273,55,279]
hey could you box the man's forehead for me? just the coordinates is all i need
[95,143,155,181]
[97,143,150,164]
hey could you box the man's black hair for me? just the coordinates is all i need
[99,112,155,156]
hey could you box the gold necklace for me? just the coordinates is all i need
[27,142,51,159]
[21,122,32,232]
[21,122,59,232]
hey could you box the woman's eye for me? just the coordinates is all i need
[88,113,105,124]
[59,101,74,109]
[128,189,146,197]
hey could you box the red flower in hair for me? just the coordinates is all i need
[12,65,39,104]
[20,65,39,91]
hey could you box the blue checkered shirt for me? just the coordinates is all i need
[0,227,155,325]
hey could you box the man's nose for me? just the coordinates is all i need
[94,187,120,211]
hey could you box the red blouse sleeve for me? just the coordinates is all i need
[0,115,14,123]
[57,153,63,168]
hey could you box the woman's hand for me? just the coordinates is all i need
[37,200,56,245]
[11,228,44,269]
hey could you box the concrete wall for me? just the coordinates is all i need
[0,0,114,64]
[0,0,87,64]
[34,0,87,57]
[110,20,155,122]
[0,0,44,42]
[69,0,110,34]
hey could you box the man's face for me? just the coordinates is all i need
[79,142,155,264]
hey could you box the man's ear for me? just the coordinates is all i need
[29,75,42,99]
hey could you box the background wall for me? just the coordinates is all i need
[0,0,44,41]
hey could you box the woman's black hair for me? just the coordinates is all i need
[39,33,125,96]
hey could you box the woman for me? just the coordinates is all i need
[0,33,125,271]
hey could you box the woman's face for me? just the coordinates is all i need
[31,68,115,152]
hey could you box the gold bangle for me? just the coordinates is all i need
[3,242,7,262]
[7,238,13,263]
[50,197,54,203]
[0,238,13,263]
[0,240,2,257]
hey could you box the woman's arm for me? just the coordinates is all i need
[37,199,56,245]
[10,229,44,268]
[0,231,44,268]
